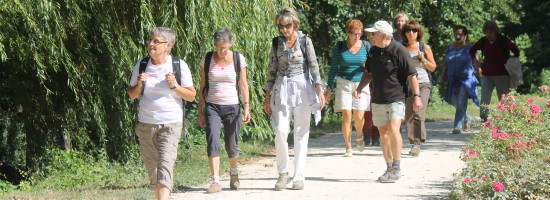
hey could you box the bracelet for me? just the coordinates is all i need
[412,94,422,98]
[170,85,177,90]
[242,102,249,105]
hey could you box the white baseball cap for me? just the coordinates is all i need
[364,20,393,35]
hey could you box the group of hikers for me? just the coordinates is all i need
[126,7,520,200]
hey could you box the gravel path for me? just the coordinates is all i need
[171,120,475,200]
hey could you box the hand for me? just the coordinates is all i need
[352,90,361,99]
[242,109,251,125]
[165,72,177,88]
[318,91,326,110]
[324,89,332,102]
[418,51,425,61]
[138,73,149,86]
[413,96,423,112]
[197,113,206,127]
[263,98,271,115]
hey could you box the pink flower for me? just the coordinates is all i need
[547,100,550,108]
[493,182,505,192]
[464,177,472,182]
[528,98,534,104]
[517,140,525,146]
[484,121,494,127]
[531,104,543,115]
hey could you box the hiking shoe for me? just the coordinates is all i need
[291,180,304,190]
[274,172,289,191]
[357,137,365,152]
[343,149,353,157]
[206,182,222,193]
[372,138,380,146]
[378,167,401,183]
[452,128,461,134]
[230,174,240,190]
[364,135,372,145]
[463,120,471,132]
[410,145,420,157]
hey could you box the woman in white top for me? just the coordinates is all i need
[402,21,436,157]
[127,27,196,200]
[198,27,251,193]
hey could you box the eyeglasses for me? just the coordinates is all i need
[149,39,168,45]
[277,23,293,29]
[404,29,418,33]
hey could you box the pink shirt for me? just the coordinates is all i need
[200,53,247,105]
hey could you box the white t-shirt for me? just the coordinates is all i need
[129,55,193,124]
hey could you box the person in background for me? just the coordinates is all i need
[127,27,196,200]
[469,20,519,122]
[263,7,325,191]
[197,27,251,193]
[326,19,371,157]
[354,20,422,183]
[392,13,409,44]
[440,25,480,134]
[402,21,436,157]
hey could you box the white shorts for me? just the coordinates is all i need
[334,77,370,112]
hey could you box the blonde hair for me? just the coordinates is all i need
[275,7,300,29]
[393,13,409,29]
[345,19,363,33]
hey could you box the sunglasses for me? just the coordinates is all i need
[277,23,293,29]
[404,29,419,33]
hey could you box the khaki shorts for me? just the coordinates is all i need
[135,122,182,191]
[371,102,405,127]
[334,77,370,112]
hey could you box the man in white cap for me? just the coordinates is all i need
[353,20,422,183]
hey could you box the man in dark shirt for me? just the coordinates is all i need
[354,20,422,183]
[469,20,520,122]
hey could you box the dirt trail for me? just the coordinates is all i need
[172,120,474,200]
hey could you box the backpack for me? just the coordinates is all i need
[138,56,187,138]
[202,51,242,101]
[272,36,312,80]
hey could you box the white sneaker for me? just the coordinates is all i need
[343,149,353,157]
[357,137,365,152]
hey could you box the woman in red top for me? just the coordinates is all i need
[469,20,519,122]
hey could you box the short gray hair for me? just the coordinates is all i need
[382,31,393,39]
[275,7,300,29]
[214,27,233,43]
[151,27,176,44]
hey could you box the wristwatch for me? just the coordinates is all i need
[412,94,422,98]
[170,85,178,90]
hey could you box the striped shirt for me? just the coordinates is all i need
[327,41,369,89]
[200,53,247,105]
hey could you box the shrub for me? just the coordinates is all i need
[450,92,550,199]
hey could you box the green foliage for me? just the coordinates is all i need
[449,93,550,199]
[0,0,292,172]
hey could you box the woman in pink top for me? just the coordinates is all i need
[197,27,251,193]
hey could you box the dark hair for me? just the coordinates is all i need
[483,20,500,34]
[453,25,469,40]
[401,20,423,44]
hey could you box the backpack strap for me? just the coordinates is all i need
[419,42,426,55]
[202,51,214,98]
[139,57,150,96]
[233,51,242,103]
[272,37,279,55]
[362,40,371,54]
[171,56,187,140]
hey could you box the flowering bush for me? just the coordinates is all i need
[450,93,550,200]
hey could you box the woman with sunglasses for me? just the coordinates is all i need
[197,27,251,193]
[440,25,480,135]
[263,7,325,191]
[325,19,371,157]
[402,21,436,157]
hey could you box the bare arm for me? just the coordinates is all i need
[197,67,206,127]
[421,45,437,72]
[127,73,148,100]
[239,67,251,124]
[353,70,372,99]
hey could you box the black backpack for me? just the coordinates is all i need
[201,51,242,101]
[138,56,187,137]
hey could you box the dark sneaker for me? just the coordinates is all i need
[452,128,461,134]
[378,167,401,183]
[230,174,240,190]
[274,172,289,191]
[364,135,372,145]
[206,182,222,193]
[372,138,380,146]
[291,180,304,190]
